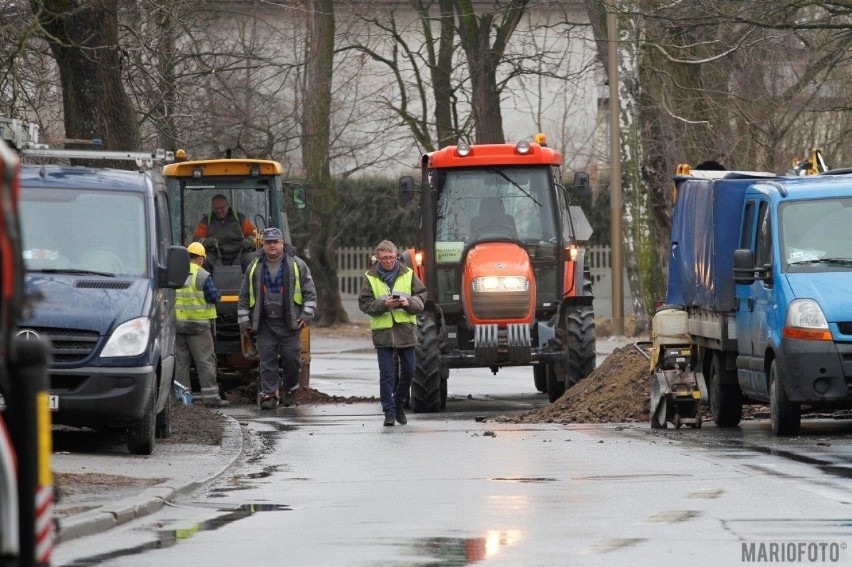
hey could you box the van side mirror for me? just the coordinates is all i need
[164,246,190,288]
[399,176,416,205]
[572,171,591,198]
[733,248,771,284]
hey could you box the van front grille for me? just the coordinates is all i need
[17,327,100,363]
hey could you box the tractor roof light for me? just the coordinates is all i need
[192,165,203,178]
[250,164,261,177]
[456,142,471,157]
[534,133,548,146]
[516,139,531,155]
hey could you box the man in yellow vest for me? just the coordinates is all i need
[176,242,229,407]
[238,227,317,409]
[358,240,427,426]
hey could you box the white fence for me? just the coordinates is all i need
[337,245,631,319]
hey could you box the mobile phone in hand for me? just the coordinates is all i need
[392,294,400,299]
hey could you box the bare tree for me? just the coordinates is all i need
[29,0,140,152]
[454,0,529,143]
[300,0,347,325]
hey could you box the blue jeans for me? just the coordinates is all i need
[377,346,415,415]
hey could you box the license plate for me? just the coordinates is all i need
[49,395,59,411]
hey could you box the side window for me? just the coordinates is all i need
[755,201,772,267]
[155,191,173,262]
[740,200,756,249]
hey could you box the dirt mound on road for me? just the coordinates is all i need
[498,345,652,424]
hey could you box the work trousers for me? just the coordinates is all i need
[176,324,219,403]
[257,318,302,398]
[376,346,415,415]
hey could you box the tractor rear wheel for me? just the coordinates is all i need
[411,312,443,413]
[545,363,564,402]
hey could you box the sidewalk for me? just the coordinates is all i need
[52,415,243,543]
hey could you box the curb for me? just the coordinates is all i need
[55,415,244,543]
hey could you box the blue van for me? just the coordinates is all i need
[17,165,189,454]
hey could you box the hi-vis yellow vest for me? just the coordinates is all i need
[366,270,416,329]
[176,263,217,321]
[247,258,303,308]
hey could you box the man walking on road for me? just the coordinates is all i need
[238,227,317,409]
[358,240,427,426]
[176,242,229,407]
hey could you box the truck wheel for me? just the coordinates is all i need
[533,365,547,393]
[770,360,800,436]
[411,312,443,413]
[546,364,564,402]
[565,304,596,387]
[128,393,156,455]
[709,353,742,427]
[156,387,172,439]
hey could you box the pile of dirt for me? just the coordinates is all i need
[224,384,378,406]
[498,345,652,424]
[161,402,228,445]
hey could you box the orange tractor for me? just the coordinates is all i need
[398,135,596,411]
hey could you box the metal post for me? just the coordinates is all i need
[607,9,625,336]
[7,337,52,567]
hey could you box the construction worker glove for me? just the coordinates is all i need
[241,237,254,251]
[202,237,219,250]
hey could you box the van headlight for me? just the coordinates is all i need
[102,317,151,357]
[783,299,831,341]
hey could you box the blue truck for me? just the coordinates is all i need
[658,167,852,435]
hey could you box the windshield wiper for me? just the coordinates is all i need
[32,268,117,277]
[788,258,852,266]
[488,167,541,207]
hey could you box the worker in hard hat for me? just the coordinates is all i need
[176,242,229,407]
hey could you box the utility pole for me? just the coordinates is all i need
[607,8,625,336]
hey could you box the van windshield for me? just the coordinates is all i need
[781,197,852,271]
[19,187,148,277]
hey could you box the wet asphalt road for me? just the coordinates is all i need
[53,339,852,566]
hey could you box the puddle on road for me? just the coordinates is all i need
[405,530,523,564]
[61,504,290,567]
[489,476,557,483]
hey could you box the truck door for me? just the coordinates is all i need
[737,199,773,400]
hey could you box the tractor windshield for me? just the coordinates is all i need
[433,167,556,263]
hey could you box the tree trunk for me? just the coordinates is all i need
[30,0,140,155]
[300,0,347,325]
[431,0,455,148]
[454,0,528,144]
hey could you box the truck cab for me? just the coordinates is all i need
[732,175,852,434]
[666,167,852,435]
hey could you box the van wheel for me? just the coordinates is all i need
[770,360,800,436]
[156,388,172,439]
[128,393,156,455]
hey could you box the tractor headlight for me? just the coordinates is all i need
[472,276,529,292]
